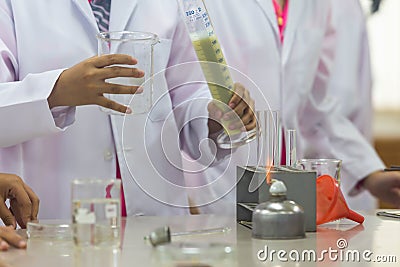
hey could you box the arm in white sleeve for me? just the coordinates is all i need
[0,71,76,147]
[355,6,374,142]
[328,0,373,142]
[301,4,385,192]
[0,2,75,147]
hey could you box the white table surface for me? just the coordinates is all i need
[2,211,399,267]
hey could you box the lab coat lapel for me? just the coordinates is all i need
[282,0,304,64]
[71,0,99,33]
[255,0,280,39]
[109,0,138,31]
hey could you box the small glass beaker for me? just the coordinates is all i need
[71,178,121,248]
[295,159,342,185]
[97,31,159,115]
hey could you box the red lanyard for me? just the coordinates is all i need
[272,0,289,43]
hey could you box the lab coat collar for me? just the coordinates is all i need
[109,0,138,31]
[255,0,304,64]
[71,0,138,33]
[71,0,99,33]
[255,0,280,40]
[282,0,303,64]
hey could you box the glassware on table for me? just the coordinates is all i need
[27,220,72,241]
[26,220,74,257]
[145,226,231,247]
[285,129,297,167]
[256,110,280,170]
[97,31,159,115]
[71,178,121,248]
[295,159,342,185]
[155,242,235,267]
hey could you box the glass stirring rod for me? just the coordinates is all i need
[171,227,231,237]
[144,226,231,246]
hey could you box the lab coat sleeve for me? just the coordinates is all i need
[355,13,374,142]
[328,0,373,142]
[0,3,75,147]
[301,5,385,193]
[165,16,230,165]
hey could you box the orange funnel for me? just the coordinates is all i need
[317,175,364,225]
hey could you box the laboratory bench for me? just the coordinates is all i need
[3,211,400,267]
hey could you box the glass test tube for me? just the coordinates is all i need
[273,111,281,167]
[285,129,297,167]
[256,110,277,170]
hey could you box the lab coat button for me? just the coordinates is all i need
[104,150,114,161]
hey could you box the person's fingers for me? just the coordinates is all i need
[381,192,400,208]
[0,202,16,229]
[382,173,400,202]
[244,117,257,131]
[243,99,256,131]
[99,66,145,80]
[92,54,138,68]
[227,112,250,131]
[99,83,143,95]
[95,96,132,114]
[386,175,400,206]
[228,83,245,109]
[8,182,32,229]
[9,182,33,229]
[232,98,248,118]
[0,226,26,249]
[364,172,400,207]
[223,102,247,121]
[10,200,29,229]
[225,88,250,120]
[226,101,256,131]
[248,97,255,113]
[23,184,39,221]
[387,187,400,207]
[238,110,253,126]
[393,175,400,187]
[207,101,222,120]
[0,237,9,251]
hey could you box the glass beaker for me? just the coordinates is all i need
[71,178,121,248]
[295,159,342,185]
[97,31,159,115]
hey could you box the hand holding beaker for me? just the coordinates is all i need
[207,83,256,134]
[207,83,257,148]
[48,54,144,114]
[97,31,159,115]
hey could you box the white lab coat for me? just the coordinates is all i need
[329,0,374,143]
[186,0,385,214]
[0,0,213,219]
[327,0,377,209]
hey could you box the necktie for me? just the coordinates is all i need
[90,0,111,32]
